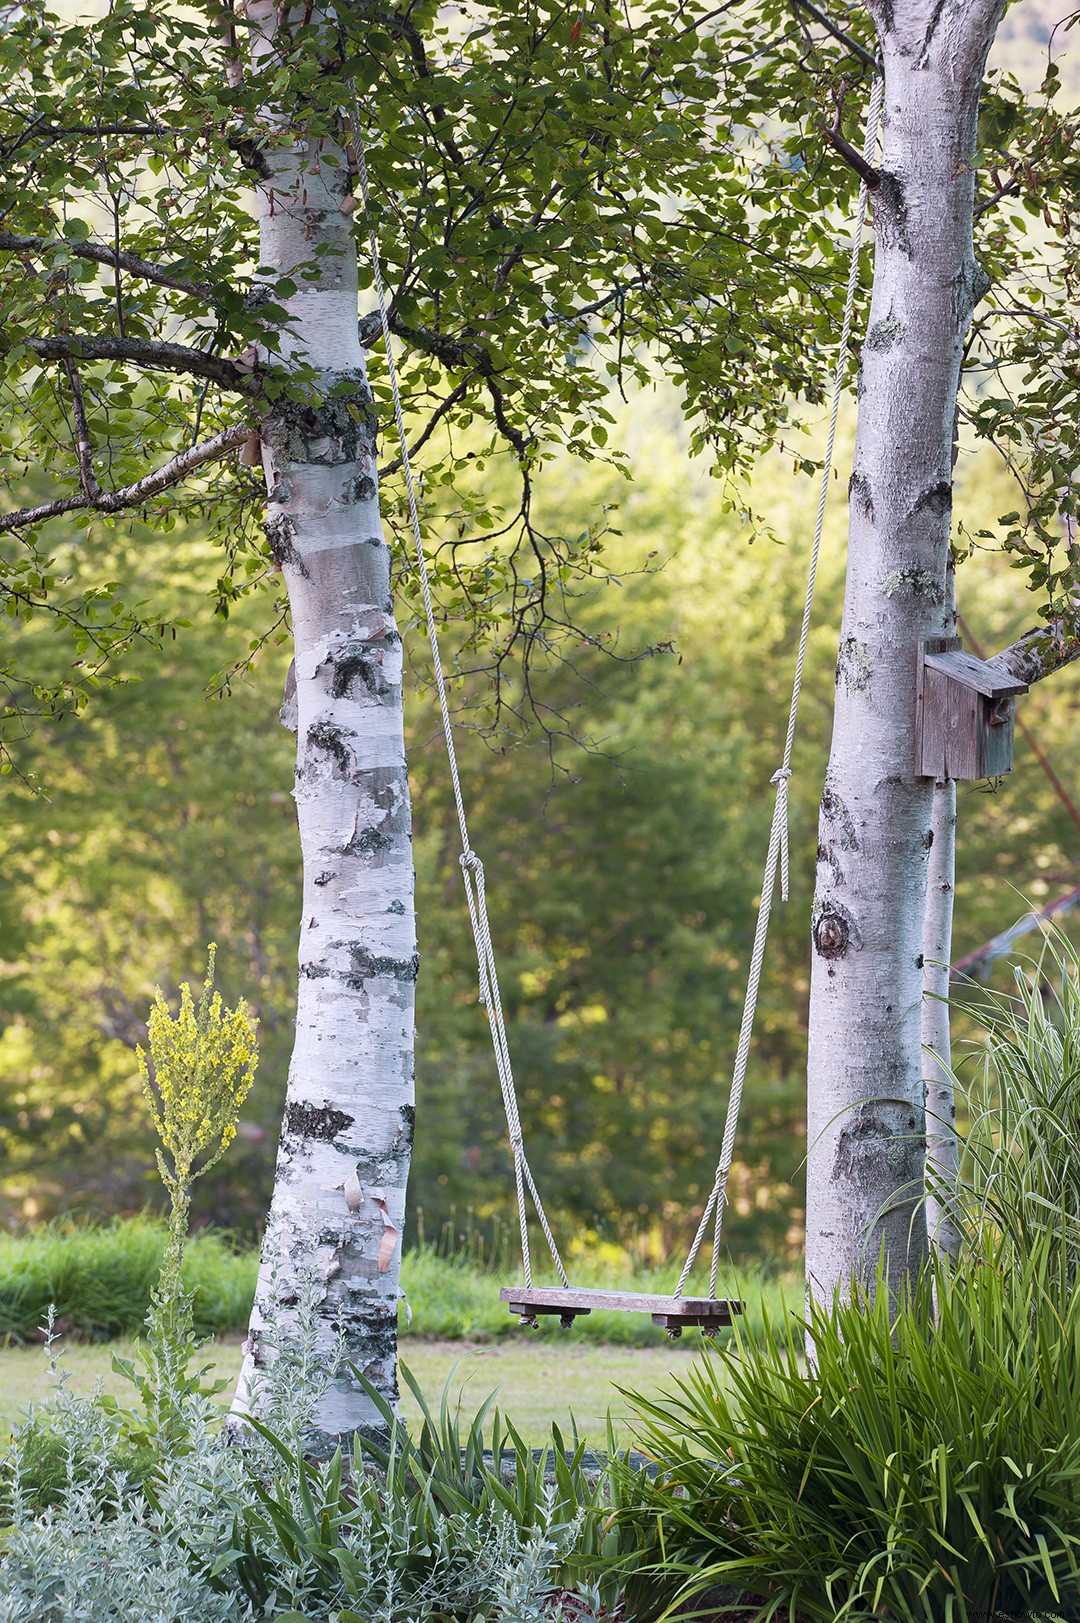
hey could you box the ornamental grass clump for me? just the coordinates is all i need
[624,1235,1080,1621]
[945,928,1080,1272]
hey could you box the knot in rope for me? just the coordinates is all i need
[770,767,792,903]
[460,849,483,876]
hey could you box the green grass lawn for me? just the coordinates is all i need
[0,1333,721,1449]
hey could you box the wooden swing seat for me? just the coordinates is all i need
[500,1286,743,1336]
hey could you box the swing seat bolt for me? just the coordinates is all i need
[519,1313,539,1330]
[560,1313,575,1329]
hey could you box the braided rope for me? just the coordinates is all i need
[352,120,569,1292]
[675,78,884,1299]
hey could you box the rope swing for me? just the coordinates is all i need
[352,75,883,1334]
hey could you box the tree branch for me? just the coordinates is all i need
[0,423,250,533]
[0,230,216,303]
[61,358,101,501]
[10,333,256,393]
[789,0,881,72]
[377,376,473,478]
[974,179,1022,220]
[820,82,882,188]
[984,623,1080,687]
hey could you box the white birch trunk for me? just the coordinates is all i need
[233,11,414,1450]
[805,0,1005,1307]
[922,775,960,1257]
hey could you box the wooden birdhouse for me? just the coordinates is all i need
[916,637,1028,781]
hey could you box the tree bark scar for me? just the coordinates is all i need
[341,942,421,986]
[814,908,851,959]
[873,172,910,255]
[306,719,355,775]
[909,480,952,520]
[820,784,859,849]
[265,511,308,576]
[848,471,874,521]
[330,641,395,700]
[285,1102,355,1140]
[917,0,950,65]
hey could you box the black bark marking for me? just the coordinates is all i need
[300,962,331,979]
[387,899,406,915]
[341,942,420,987]
[263,387,376,466]
[874,172,910,255]
[340,826,392,856]
[814,909,850,959]
[399,1103,416,1145]
[307,720,354,776]
[346,474,377,503]
[915,953,925,969]
[314,870,335,886]
[285,1102,354,1141]
[910,481,952,520]
[865,315,904,352]
[848,470,873,519]
[331,641,396,700]
[917,0,949,64]
[265,512,308,576]
[923,828,934,850]
[821,784,859,850]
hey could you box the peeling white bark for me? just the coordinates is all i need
[805,0,1005,1307]
[233,11,413,1450]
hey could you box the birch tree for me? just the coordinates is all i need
[0,0,870,1445]
[2,0,1077,1442]
[804,0,1080,1304]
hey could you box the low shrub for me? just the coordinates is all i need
[625,1235,1080,1621]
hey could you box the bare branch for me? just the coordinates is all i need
[377,377,472,478]
[984,623,1080,687]
[61,358,101,500]
[789,0,881,72]
[0,423,250,534]
[0,229,218,303]
[10,333,256,392]
[820,82,881,188]
[974,179,1022,220]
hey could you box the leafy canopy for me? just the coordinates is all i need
[0,0,1076,751]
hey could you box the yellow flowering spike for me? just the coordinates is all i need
[137,944,258,1189]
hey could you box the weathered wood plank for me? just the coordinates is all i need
[499,1287,743,1317]
[924,647,1027,699]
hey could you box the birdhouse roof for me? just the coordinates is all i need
[922,646,1028,699]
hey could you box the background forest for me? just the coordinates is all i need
[1,3,1077,1268]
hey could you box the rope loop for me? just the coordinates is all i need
[460,849,483,875]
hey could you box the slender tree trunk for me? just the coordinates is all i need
[922,774,960,1256]
[234,13,414,1450]
[805,0,1005,1306]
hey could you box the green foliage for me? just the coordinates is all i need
[0,1218,256,1345]
[138,945,259,1203]
[219,1363,661,1621]
[2,0,1073,749]
[625,1239,1080,1621]
[0,1213,795,1347]
[943,928,1080,1270]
